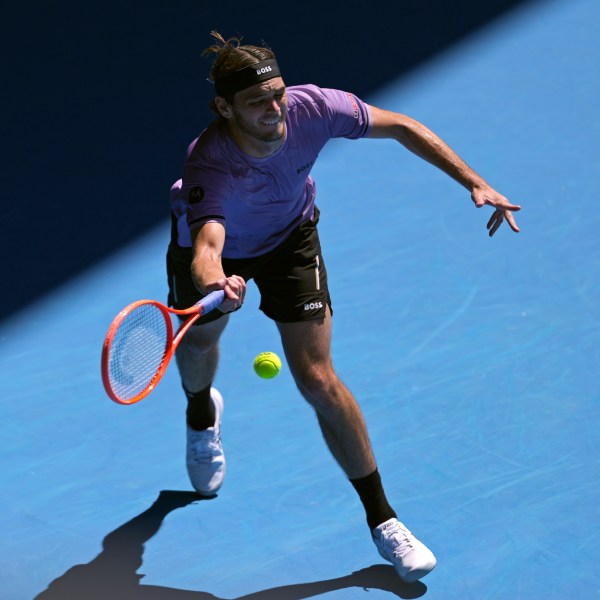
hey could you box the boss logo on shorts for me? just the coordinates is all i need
[304,301,324,311]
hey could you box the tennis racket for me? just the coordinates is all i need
[101,290,225,405]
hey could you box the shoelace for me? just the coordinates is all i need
[189,429,222,459]
[380,521,415,559]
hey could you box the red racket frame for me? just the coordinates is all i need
[101,291,224,405]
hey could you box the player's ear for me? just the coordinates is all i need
[215,96,233,119]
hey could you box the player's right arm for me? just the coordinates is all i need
[191,222,246,312]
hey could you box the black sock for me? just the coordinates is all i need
[350,469,397,531]
[184,385,214,431]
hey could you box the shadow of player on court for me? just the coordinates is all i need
[34,490,427,599]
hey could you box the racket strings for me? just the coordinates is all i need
[108,304,170,401]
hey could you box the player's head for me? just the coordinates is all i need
[203,31,287,148]
[203,31,282,111]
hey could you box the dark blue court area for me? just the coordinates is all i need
[1,0,598,598]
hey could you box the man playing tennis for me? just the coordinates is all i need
[167,31,520,583]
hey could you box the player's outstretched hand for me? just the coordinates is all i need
[471,184,521,237]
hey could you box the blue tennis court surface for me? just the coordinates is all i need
[1,0,598,598]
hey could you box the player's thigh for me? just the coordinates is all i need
[276,306,334,383]
[254,217,331,322]
[180,314,230,353]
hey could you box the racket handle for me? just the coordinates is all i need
[196,290,226,315]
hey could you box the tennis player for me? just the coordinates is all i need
[167,31,520,583]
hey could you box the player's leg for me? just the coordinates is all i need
[174,318,229,496]
[247,211,436,581]
[167,237,229,495]
[277,312,436,582]
[175,315,229,429]
[260,213,435,582]
[276,310,376,480]
[254,214,395,518]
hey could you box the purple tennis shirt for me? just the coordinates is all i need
[170,84,372,258]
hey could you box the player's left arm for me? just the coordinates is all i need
[367,105,521,236]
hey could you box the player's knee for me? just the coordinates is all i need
[294,364,340,408]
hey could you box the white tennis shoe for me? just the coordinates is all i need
[186,387,225,496]
[372,518,437,583]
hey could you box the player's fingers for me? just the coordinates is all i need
[216,279,237,301]
[486,209,498,229]
[225,275,247,307]
[487,209,503,237]
[231,274,246,290]
[496,199,521,212]
[229,275,246,300]
[505,211,521,233]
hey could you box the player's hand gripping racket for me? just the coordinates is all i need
[101,290,225,405]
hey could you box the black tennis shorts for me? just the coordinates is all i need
[166,208,332,325]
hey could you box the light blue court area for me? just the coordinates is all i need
[1,0,598,598]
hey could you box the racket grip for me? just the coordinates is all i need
[196,290,226,315]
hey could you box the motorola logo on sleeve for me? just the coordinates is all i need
[189,187,205,204]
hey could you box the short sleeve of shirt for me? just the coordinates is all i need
[181,164,229,231]
[315,87,372,140]
[179,127,233,238]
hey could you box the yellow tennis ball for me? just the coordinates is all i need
[253,351,282,379]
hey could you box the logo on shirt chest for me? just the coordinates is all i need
[296,160,314,175]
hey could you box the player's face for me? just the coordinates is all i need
[229,77,288,149]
